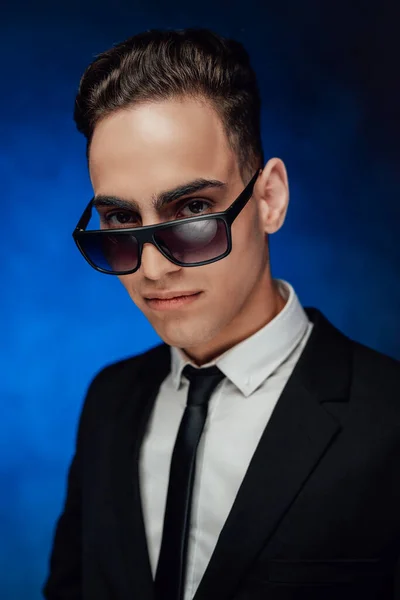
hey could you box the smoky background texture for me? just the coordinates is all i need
[1,0,399,598]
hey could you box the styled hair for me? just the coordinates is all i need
[74,28,264,178]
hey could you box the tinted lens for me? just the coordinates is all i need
[79,232,139,273]
[154,217,228,264]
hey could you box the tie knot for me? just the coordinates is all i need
[182,364,225,407]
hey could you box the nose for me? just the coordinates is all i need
[140,241,182,280]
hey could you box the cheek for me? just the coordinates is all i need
[118,274,130,290]
[118,274,142,303]
[204,225,262,289]
[230,207,264,264]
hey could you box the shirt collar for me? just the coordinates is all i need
[170,279,310,397]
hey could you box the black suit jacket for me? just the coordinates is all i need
[43,307,400,600]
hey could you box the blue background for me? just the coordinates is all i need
[1,0,400,597]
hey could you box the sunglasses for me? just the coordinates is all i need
[72,170,259,275]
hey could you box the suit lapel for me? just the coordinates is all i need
[193,307,352,600]
[109,343,170,600]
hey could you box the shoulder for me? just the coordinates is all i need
[77,342,170,426]
[87,342,170,395]
[350,338,400,413]
[71,343,169,452]
[352,339,400,386]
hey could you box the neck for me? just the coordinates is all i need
[182,273,287,366]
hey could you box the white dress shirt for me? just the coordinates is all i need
[139,279,313,600]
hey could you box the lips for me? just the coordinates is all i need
[144,292,202,310]
[144,291,200,300]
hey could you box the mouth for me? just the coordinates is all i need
[144,291,203,311]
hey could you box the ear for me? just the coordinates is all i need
[253,158,289,234]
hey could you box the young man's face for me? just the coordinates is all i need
[89,97,288,362]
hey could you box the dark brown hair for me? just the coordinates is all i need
[74,28,264,178]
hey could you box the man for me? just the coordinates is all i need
[43,28,400,600]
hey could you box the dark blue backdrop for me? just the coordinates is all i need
[1,1,400,598]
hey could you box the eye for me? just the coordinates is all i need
[103,211,137,228]
[179,200,212,218]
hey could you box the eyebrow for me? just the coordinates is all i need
[92,178,226,212]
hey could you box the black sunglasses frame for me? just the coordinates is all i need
[73,169,260,275]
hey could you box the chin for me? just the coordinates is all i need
[154,319,219,350]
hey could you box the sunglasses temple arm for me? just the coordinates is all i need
[226,170,259,223]
[75,200,94,231]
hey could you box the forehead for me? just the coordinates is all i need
[89,97,238,198]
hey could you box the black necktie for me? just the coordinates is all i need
[154,364,225,600]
